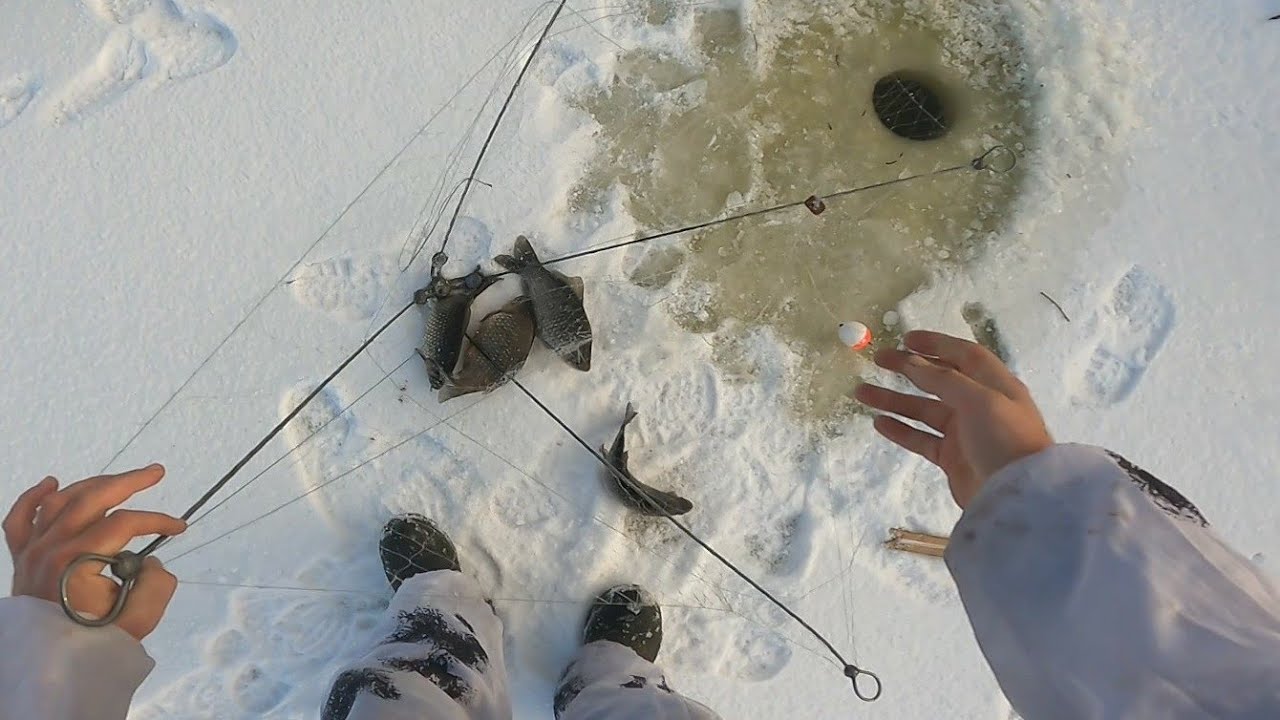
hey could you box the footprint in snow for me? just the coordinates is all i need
[661,606,792,682]
[231,665,291,714]
[1073,265,1175,405]
[44,32,148,124]
[0,75,39,128]
[279,381,374,535]
[289,252,403,322]
[44,0,236,123]
[150,558,388,717]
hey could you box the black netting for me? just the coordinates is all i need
[871,73,949,141]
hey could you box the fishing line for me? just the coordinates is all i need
[137,148,1012,572]
[96,60,516,476]
[173,354,417,536]
[460,335,883,701]
[132,301,417,559]
[180,579,731,612]
[166,420,432,565]
[432,413,763,612]
[163,385,495,565]
[178,577,843,666]
[520,146,1016,275]
[420,0,572,279]
[176,577,842,667]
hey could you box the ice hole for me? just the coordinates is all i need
[571,2,1037,420]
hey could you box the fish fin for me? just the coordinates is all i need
[568,343,592,372]
[551,269,586,300]
[438,383,479,403]
[565,272,586,298]
[513,235,541,266]
[493,254,521,271]
[609,472,694,517]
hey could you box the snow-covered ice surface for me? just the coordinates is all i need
[2,0,1279,718]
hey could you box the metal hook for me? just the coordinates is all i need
[972,145,1018,174]
[59,551,143,628]
[844,664,883,702]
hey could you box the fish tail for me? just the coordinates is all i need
[569,343,592,372]
[512,235,541,266]
[493,254,521,272]
[622,403,639,427]
[437,384,478,402]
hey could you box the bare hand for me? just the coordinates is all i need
[4,465,186,640]
[854,331,1053,508]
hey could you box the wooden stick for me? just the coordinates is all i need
[885,528,950,558]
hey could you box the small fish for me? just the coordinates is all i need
[438,296,537,402]
[601,403,693,516]
[494,236,593,371]
[416,269,498,390]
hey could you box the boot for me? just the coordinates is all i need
[379,514,461,591]
[582,584,662,662]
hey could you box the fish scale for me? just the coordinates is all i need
[439,296,538,402]
[416,272,499,390]
[495,235,593,371]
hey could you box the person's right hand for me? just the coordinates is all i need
[3,465,186,640]
[854,331,1053,508]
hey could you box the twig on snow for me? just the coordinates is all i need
[1039,291,1071,322]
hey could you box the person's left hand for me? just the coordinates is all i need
[4,465,186,640]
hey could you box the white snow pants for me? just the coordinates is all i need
[322,570,719,720]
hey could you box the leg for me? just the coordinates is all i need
[555,586,720,720]
[323,516,511,720]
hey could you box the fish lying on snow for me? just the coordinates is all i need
[415,269,499,390]
[439,296,537,402]
[495,235,593,371]
[601,403,694,516]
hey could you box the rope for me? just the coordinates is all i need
[462,332,884,701]
[136,301,417,558]
[423,0,571,278]
[511,146,1016,275]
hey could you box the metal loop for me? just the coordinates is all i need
[972,145,1018,174]
[844,664,883,702]
[58,552,141,628]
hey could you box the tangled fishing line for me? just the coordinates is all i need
[70,0,1022,704]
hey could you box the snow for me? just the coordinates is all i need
[2,0,1279,718]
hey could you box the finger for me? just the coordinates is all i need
[118,556,178,641]
[39,465,167,540]
[902,331,1028,400]
[74,510,187,556]
[874,349,989,408]
[4,477,59,554]
[854,383,950,433]
[873,415,942,465]
[62,573,120,620]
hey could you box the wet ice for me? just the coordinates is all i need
[571,1,1036,419]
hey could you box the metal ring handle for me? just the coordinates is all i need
[58,552,142,628]
[972,145,1018,174]
[844,664,884,702]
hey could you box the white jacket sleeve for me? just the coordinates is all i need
[0,595,153,719]
[946,444,1280,720]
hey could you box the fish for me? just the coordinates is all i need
[416,269,499,390]
[494,235,593,371]
[438,296,537,402]
[601,403,694,516]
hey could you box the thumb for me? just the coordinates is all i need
[117,556,178,641]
